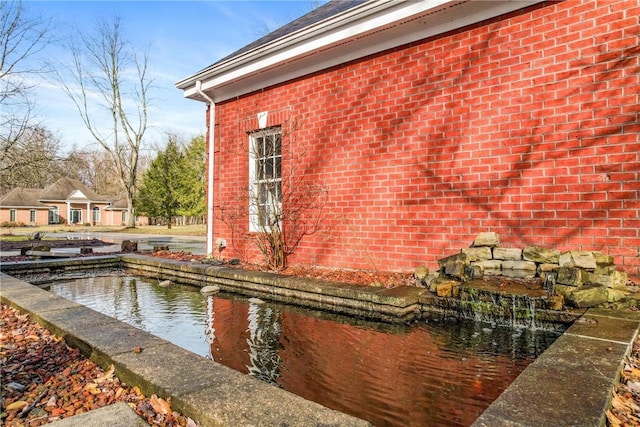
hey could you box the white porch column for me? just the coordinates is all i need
[87,202,90,224]
[66,202,71,225]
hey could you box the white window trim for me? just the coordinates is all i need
[49,207,59,224]
[9,209,16,222]
[248,127,282,232]
[92,207,101,223]
[71,209,82,224]
[29,209,36,223]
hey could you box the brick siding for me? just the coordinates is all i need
[208,0,640,276]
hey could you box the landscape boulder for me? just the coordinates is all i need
[493,247,523,261]
[559,251,597,270]
[121,240,138,253]
[523,246,560,264]
[473,232,500,248]
[565,284,608,308]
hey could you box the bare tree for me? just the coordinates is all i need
[0,0,49,184]
[54,16,151,227]
[62,148,123,196]
[0,126,62,192]
[218,116,327,270]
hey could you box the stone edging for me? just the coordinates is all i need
[0,254,583,326]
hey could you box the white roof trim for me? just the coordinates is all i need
[67,190,88,200]
[178,0,542,103]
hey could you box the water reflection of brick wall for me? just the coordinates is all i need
[208,298,531,426]
[208,298,251,374]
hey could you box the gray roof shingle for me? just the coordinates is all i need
[209,0,367,68]
[39,178,109,202]
[0,188,47,208]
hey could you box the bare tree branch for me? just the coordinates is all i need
[0,0,50,180]
[51,16,152,227]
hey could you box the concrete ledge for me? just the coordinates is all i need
[47,402,147,427]
[0,255,121,274]
[0,273,369,427]
[121,254,423,322]
[473,309,640,427]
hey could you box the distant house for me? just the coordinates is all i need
[0,178,148,226]
[177,0,639,276]
[103,196,149,227]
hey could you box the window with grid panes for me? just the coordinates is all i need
[249,127,282,231]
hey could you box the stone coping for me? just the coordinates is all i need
[473,308,640,426]
[0,273,369,427]
[1,254,582,325]
[19,254,423,322]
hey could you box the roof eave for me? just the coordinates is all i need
[177,0,543,103]
[176,0,392,91]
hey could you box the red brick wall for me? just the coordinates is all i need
[209,0,640,276]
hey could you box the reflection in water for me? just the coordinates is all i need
[49,276,209,357]
[246,302,283,386]
[204,297,215,347]
[49,276,561,427]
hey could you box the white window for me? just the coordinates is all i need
[92,207,100,223]
[121,211,127,223]
[29,209,36,223]
[49,207,59,224]
[249,127,282,232]
[70,209,82,224]
[9,209,16,222]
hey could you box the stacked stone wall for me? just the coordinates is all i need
[419,232,634,309]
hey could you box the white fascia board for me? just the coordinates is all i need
[178,0,453,94]
[180,0,542,102]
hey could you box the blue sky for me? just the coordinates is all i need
[21,1,323,152]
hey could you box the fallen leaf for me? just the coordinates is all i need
[134,346,143,353]
[24,335,40,341]
[628,381,640,394]
[50,407,66,417]
[115,387,124,399]
[5,401,28,411]
[612,390,640,413]
[45,395,57,407]
[95,364,115,383]
[186,417,199,427]
[606,409,623,427]
[149,394,172,416]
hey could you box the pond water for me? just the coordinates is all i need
[48,275,561,427]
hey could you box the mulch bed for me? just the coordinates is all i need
[0,304,197,426]
[149,250,415,288]
[608,337,640,426]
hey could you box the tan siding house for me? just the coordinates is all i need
[0,178,147,226]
